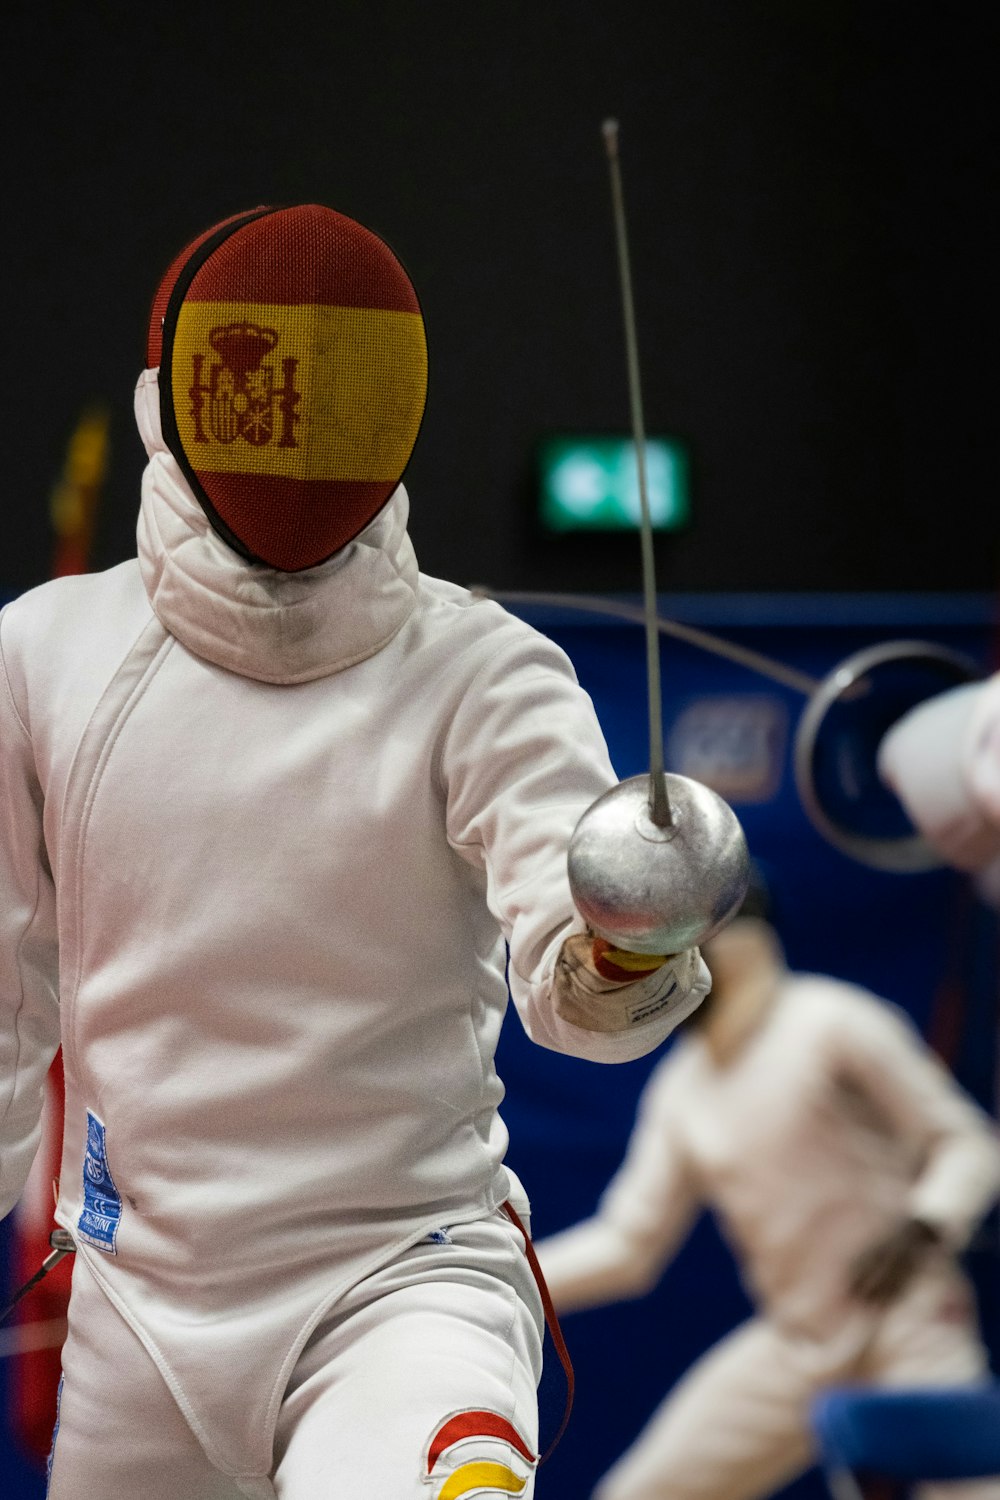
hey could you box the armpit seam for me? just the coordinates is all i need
[0,849,47,1134]
[0,621,31,741]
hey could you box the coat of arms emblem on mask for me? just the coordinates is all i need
[189,322,300,448]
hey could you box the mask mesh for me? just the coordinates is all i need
[152,205,427,570]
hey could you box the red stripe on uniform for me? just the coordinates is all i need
[427,1412,537,1474]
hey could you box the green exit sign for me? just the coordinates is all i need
[538,435,691,533]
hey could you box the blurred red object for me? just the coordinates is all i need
[11,1054,72,1462]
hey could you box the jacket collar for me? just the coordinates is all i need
[134,369,420,684]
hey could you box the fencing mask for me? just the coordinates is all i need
[146,204,427,572]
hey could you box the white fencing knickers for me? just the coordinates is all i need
[593,1267,1000,1500]
[46,1210,544,1499]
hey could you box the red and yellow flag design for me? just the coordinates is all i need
[425,1410,537,1498]
[152,204,427,571]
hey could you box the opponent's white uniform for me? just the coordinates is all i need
[0,380,709,1498]
[538,975,1000,1500]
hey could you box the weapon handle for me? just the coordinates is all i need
[0,1231,75,1326]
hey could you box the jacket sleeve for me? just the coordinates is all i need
[441,621,709,1063]
[0,606,61,1222]
[833,990,1000,1250]
[535,1051,700,1310]
[878,675,1000,873]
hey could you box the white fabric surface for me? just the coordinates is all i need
[0,370,707,1476]
[48,1212,542,1499]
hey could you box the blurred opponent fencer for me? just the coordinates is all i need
[537,880,1000,1500]
[0,205,714,1499]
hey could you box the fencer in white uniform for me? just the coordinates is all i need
[537,907,1000,1500]
[0,205,710,1499]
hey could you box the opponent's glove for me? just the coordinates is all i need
[847,1217,942,1304]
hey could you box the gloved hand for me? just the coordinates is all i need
[847,1217,942,1304]
[554,931,708,1036]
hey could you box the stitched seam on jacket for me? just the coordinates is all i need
[61,624,172,1085]
[0,614,31,740]
[71,636,173,1001]
[54,615,161,868]
[0,854,46,1139]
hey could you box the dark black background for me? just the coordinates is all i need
[4,0,995,597]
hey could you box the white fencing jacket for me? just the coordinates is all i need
[538,975,1000,1340]
[0,371,707,1475]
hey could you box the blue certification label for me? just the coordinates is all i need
[77,1110,122,1254]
